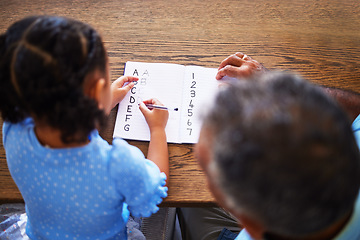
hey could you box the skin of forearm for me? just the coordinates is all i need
[322,86,360,122]
[147,129,170,181]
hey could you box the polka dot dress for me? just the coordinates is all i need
[3,118,167,240]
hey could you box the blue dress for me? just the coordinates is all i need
[2,118,167,240]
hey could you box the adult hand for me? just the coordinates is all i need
[111,76,138,109]
[216,52,266,80]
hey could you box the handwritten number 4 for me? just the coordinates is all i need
[189,100,194,108]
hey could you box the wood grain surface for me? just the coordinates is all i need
[0,0,359,206]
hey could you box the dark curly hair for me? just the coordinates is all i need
[0,16,107,143]
[204,72,360,237]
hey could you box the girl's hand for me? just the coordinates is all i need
[139,98,169,132]
[216,52,266,80]
[140,98,169,179]
[110,76,138,109]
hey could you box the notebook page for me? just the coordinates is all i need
[113,62,185,143]
[180,66,219,143]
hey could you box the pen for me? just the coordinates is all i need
[145,104,179,111]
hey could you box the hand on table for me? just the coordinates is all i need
[216,52,266,80]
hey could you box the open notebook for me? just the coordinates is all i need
[113,61,220,143]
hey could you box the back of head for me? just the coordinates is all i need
[0,16,107,143]
[204,72,360,237]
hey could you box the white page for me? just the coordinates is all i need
[180,66,219,143]
[113,62,185,143]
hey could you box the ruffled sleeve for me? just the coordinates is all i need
[109,138,168,218]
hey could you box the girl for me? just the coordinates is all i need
[0,16,169,239]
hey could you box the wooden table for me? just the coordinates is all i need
[0,0,359,206]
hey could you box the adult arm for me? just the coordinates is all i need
[216,52,267,80]
[217,52,360,121]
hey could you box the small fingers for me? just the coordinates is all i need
[123,81,135,91]
[142,99,154,106]
[115,76,138,87]
[139,101,150,114]
[142,98,163,106]
[122,76,139,83]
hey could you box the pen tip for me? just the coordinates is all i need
[174,108,179,111]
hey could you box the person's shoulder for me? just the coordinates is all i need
[352,115,360,149]
[352,115,360,131]
[234,229,253,240]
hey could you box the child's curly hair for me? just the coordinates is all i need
[0,16,107,143]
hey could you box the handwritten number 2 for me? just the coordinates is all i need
[191,81,196,88]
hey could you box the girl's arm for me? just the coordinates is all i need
[139,99,169,179]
